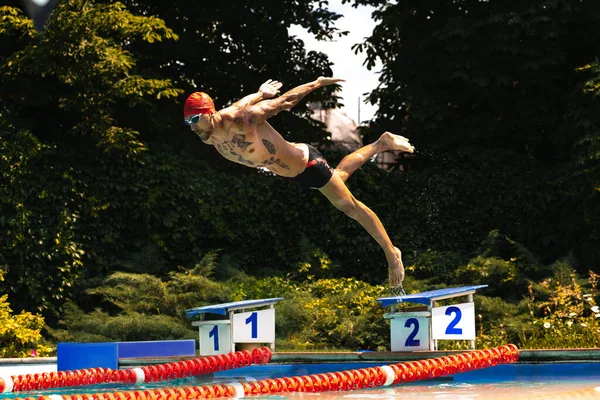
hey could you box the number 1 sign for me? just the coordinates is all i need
[232,308,275,343]
[431,302,476,340]
[198,321,231,355]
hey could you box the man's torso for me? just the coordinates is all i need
[208,108,308,177]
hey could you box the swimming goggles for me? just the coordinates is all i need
[184,114,202,126]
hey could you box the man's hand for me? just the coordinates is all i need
[259,79,283,99]
[317,77,345,86]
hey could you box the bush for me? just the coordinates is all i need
[49,253,232,343]
[49,304,195,343]
[226,272,389,351]
[0,293,53,357]
[48,250,600,352]
[519,266,599,349]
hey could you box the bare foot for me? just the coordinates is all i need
[387,247,405,288]
[378,131,415,154]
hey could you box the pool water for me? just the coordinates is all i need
[1,362,599,399]
[244,382,600,399]
[212,363,600,399]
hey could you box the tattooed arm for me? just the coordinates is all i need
[232,79,283,108]
[245,77,344,124]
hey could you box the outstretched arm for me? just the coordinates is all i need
[245,77,344,124]
[232,79,283,108]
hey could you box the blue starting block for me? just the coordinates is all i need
[186,298,283,356]
[57,340,196,371]
[377,285,488,351]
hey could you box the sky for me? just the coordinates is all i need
[288,0,382,125]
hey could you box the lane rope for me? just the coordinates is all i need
[0,347,272,394]
[7,345,520,400]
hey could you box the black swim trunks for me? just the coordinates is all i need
[291,144,333,189]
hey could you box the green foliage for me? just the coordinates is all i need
[298,278,388,350]
[349,0,600,269]
[226,274,314,342]
[0,0,348,318]
[100,0,343,145]
[50,252,233,343]
[354,0,600,158]
[565,62,600,265]
[0,0,182,153]
[433,259,600,351]
[475,296,520,348]
[457,257,519,296]
[578,60,600,97]
[0,127,84,315]
[49,249,600,352]
[55,266,391,351]
[0,6,35,59]
[452,231,546,301]
[0,0,183,315]
[2,0,600,353]
[520,266,599,348]
[231,274,389,351]
[87,272,171,315]
[49,305,194,343]
[166,252,234,311]
[0,271,53,357]
[410,249,464,282]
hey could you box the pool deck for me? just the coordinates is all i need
[2,349,599,369]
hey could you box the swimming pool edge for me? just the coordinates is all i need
[269,348,600,363]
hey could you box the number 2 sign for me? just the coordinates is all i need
[390,313,430,351]
[431,302,476,340]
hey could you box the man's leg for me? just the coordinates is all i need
[335,131,415,182]
[318,172,405,288]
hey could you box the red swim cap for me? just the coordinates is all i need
[183,92,216,117]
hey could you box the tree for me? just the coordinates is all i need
[350,0,600,162]
[347,0,600,266]
[564,61,600,264]
[0,0,350,315]
[95,0,344,153]
[0,0,181,315]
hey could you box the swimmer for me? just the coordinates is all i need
[184,78,415,290]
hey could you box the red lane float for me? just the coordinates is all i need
[7,344,519,400]
[0,347,272,394]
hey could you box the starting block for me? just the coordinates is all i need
[377,285,488,351]
[186,298,283,356]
